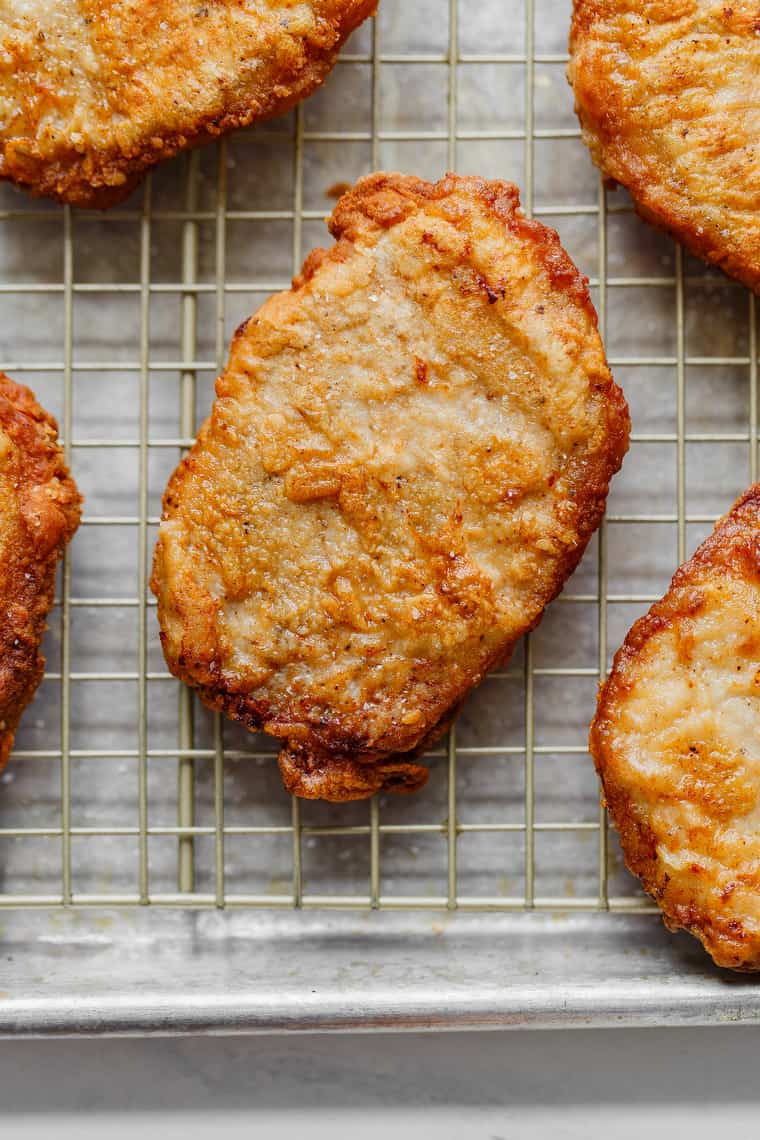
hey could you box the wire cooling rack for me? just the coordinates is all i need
[0,0,756,917]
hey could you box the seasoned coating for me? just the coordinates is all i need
[592,487,760,970]
[152,172,630,802]
[0,0,376,208]
[0,375,81,770]
[569,1,760,291]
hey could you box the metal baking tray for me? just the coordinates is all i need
[0,0,758,1036]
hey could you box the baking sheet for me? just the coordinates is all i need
[0,0,756,1029]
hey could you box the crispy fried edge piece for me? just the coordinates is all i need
[154,171,630,802]
[3,0,377,209]
[277,704,460,801]
[568,1,760,292]
[590,484,760,970]
[0,375,82,769]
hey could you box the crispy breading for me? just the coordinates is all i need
[569,1,760,291]
[591,486,760,970]
[0,375,81,770]
[151,172,630,802]
[0,0,376,208]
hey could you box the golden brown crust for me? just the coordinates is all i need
[0,0,376,208]
[591,485,760,970]
[569,1,760,291]
[278,748,430,801]
[152,171,629,802]
[0,375,82,769]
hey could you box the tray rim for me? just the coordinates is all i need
[1,909,758,1037]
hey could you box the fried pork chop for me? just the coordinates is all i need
[0,0,376,208]
[569,1,760,291]
[0,375,81,770]
[151,172,630,802]
[592,486,760,970]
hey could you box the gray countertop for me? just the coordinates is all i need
[3,1028,759,1137]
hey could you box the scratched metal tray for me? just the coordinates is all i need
[0,0,758,1035]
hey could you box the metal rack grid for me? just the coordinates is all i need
[0,0,757,917]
